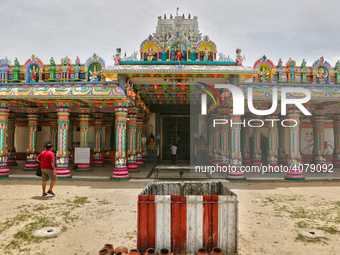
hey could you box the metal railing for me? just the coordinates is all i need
[144,145,159,156]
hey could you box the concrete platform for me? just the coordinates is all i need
[2,160,340,182]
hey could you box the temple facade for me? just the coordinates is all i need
[0,14,339,181]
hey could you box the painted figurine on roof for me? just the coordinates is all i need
[147,47,155,61]
[301,59,306,69]
[236,48,246,66]
[175,43,183,61]
[259,66,269,83]
[14,57,19,68]
[203,46,210,61]
[112,48,122,64]
[335,60,340,70]
[50,57,55,67]
[89,66,100,82]
[316,67,328,84]
[29,65,38,82]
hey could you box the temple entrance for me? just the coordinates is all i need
[161,115,190,162]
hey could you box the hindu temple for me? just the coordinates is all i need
[0,12,339,181]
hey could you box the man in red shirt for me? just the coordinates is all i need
[37,144,57,196]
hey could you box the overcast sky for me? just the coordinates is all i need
[1,0,340,67]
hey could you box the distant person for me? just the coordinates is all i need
[170,144,178,165]
[37,143,57,196]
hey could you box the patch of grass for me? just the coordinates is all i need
[97,199,110,205]
[33,204,50,212]
[317,225,340,235]
[295,233,329,244]
[5,240,21,250]
[66,196,90,208]
[0,213,33,234]
[265,197,274,203]
[295,221,310,228]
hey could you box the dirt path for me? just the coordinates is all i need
[0,180,339,255]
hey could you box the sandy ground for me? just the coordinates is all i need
[0,179,340,255]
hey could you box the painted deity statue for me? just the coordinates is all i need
[203,46,210,61]
[316,68,328,84]
[14,57,20,67]
[301,59,306,69]
[89,66,100,82]
[147,47,155,61]
[112,48,121,64]
[335,60,340,70]
[125,79,136,99]
[259,66,269,83]
[29,65,38,82]
[175,43,183,61]
[50,57,55,67]
[236,48,246,66]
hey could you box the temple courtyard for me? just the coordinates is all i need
[0,162,339,254]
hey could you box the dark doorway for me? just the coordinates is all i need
[161,115,190,161]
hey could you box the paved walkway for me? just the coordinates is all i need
[2,161,340,182]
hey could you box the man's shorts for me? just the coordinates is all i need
[42,169,57,181]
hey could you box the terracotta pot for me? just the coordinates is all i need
[210,247,222,255]
[115,246,128,255]
[129,248,140,255]
[146,248,157,255]
[197,248,208,255]
[116,252,128,255]
[159,248,170,255]
[99,249,109,255]
[103,244,115,255]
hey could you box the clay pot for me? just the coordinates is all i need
[159,248,170,255]
[103,244,115,255]
[210,247,222,255]
[116,252,127,255]
[145,248,157,255]
[197,248,208,255]
[129,248,140,255]
[115,246,128,255]
[99,249,109,255]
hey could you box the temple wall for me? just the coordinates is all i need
[199,114,207,142]
[147,113,156,137]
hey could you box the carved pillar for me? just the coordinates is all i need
[242,117,251,164]
[313,110,327,167]
[127,108,138,172]
[226,114,245,180]
[332,115,340,166]
[7,113,17,166]
[49,114,58,154]
[212,113,221,165]
[136,112,144,167]
[68,117,75,163]
[278,118,287,163]
[252,117,262,166]
[267,115,279,169]
[284,110,304,180]
[77,108,91,171]
[218,108,229,166]
[92,113,104,167]
[111,107,130,180]
[142,119,147,160]
[55,102,71,179]
[0,102,10,177]
[208,117,214,162]
[24,108,39,171]
[103,116,113,164]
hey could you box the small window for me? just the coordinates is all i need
[76,127,80,132]
[37,126,42,131]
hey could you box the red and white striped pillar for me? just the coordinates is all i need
[137,194,237,254]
